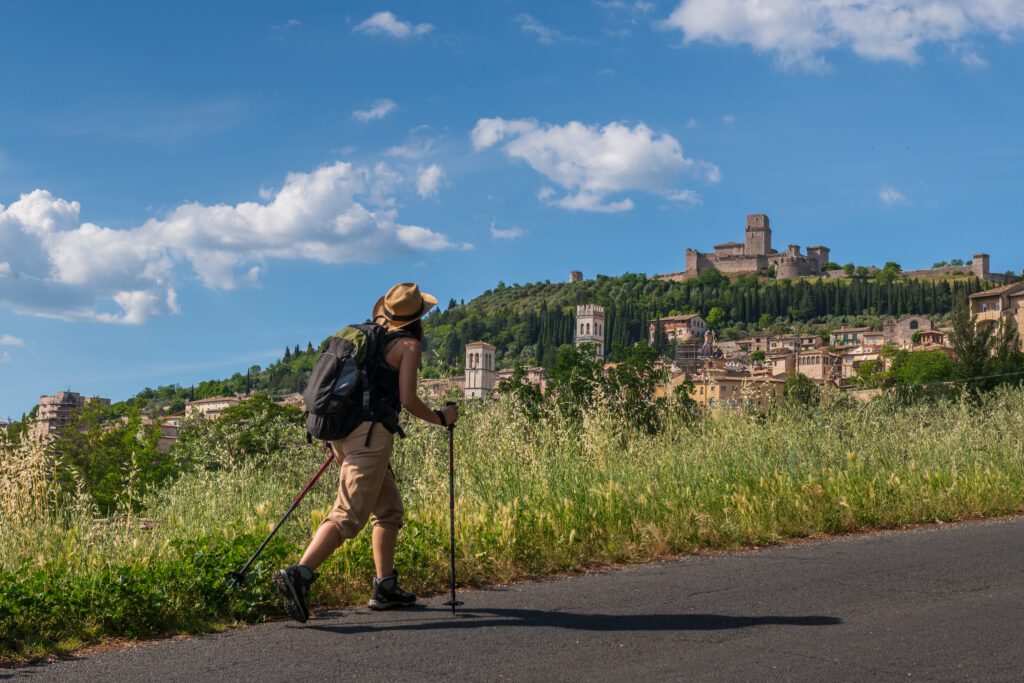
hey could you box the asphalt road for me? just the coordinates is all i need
[6,516,1024,682]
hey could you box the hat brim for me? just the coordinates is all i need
[372,291,438,329]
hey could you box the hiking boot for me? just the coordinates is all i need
[273,564,317,623]
[369,571,416,610]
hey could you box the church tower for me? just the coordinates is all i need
[464,341,496,399]
[574,305,605,360]
[744,213,772,256]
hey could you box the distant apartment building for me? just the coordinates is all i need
[969,282,1024,351]
[185,396,241,420]
[29,391,111,443]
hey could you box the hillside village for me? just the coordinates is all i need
[9,212,1024,442]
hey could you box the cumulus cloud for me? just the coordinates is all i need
[490,221,525,240]
[354,11,434,38]
[0,162,468,324]
[879,184,909,205]
[0,334,24,347]
[416,164,446,198]
[661,0,1024,71]
[471,117,719,212]
[353,99,397,123]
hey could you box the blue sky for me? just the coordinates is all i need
[2,0,1023,418]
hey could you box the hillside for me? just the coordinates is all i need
[419,271,990,373]
[107,270,992,413]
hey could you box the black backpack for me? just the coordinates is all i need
[303,323,404,442]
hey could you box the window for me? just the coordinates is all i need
[909,320,919,330]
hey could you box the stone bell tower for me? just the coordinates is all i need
[574,304,606,360]
[464,341,496,399]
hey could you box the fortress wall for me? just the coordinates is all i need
[713,256,766,274]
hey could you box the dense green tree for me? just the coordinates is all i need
[51,403,171,513]
[783,373,820,408]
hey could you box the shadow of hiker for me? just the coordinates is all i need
[308,607,841,636]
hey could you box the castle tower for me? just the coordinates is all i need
[575,304,605,360]
[744,214,771,256]
[807,246,830,271]
[569,270,583,283]
[464,341,496,400]
[973,254,990,280]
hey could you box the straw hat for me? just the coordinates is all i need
[372,283,438,329]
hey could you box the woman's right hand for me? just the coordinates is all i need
[442,403,459,426]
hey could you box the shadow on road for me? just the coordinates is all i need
[308,607,841,636]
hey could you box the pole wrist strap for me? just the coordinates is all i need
[435,409,447,427]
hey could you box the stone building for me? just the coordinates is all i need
[656,214,830,281]
[648,314,707,345]
[575,304,606,359]
[569,270,583,283]
[969,282,1024,351]
[830,327,871,348]
[464,341,496,399]
[29,391,111,443]
[185,396,241,420]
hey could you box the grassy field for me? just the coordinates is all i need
[3,389,1024,661]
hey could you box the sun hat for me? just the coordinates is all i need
[372,283,438,330]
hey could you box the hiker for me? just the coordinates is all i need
[273,283,459,623]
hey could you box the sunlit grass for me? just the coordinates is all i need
[3,388,1024,659]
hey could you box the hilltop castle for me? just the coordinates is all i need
[657,214,830,281]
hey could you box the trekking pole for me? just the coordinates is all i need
[227,446,336,587]
[441,401,463,614]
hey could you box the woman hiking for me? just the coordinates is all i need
[274,282,459,623]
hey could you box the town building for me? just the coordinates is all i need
[685,371,785,412]
[649,314,707,344]
[185,396,241,420]
[969,282,1024,350]
[830,327,871,348]
[656,214,831,281]
[29,391,111,443]
[575,304,606,359]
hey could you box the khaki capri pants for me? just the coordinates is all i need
[323,421,404,541]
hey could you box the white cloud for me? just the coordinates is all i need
[0,351,9,363]
[0,334,24,347]
[663,189,703,205]
[396,225,471,251]
[722,114,736,125]
[0,262,10,276]
[353,99,397,123]
[471,117,719,212]
[685,117,699,128]
[516,14,580,44]
[0,162,467,324]
[490,221,525,240]
[661,0,1024,71]
[416,164,446,198]
[879,184,909,205]
[354,11,434,38]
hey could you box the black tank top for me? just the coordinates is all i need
[363,332,409,433]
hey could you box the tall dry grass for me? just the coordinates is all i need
[2,388,1024,659]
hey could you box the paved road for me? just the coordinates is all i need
[6,516,1024,682]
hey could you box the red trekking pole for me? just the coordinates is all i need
[227,446,336,587]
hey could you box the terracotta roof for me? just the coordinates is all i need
[969,282,1024,299]
[831,327,871,334]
